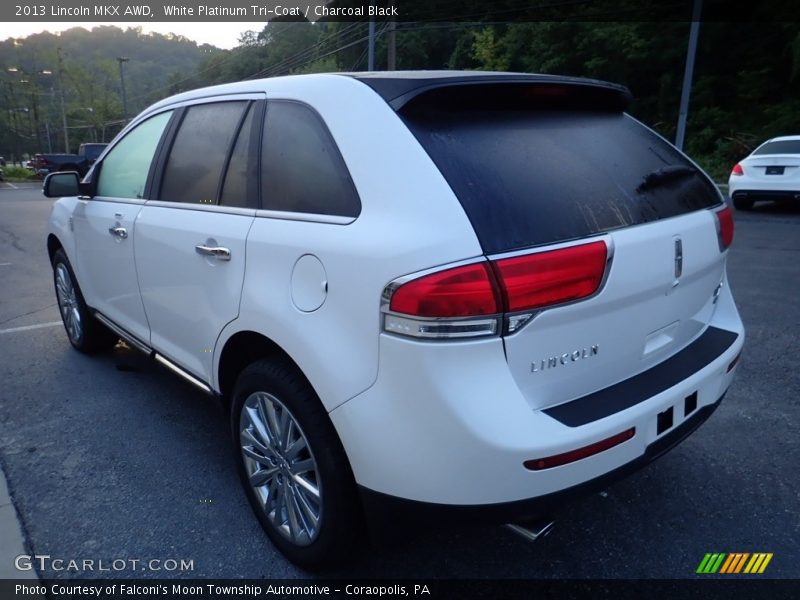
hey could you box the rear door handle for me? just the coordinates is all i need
[195,244,231,261]
[108,226,128,239]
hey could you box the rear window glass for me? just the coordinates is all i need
[752,140,800,155]
[261,101,360,218]
[402,106,722,253]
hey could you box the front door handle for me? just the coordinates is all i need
[195,244,231,261]
[108,226,128,239]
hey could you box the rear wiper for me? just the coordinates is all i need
[637,164,697,192]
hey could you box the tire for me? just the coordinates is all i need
[231,359,363,568]
[52,249,118,353]
[733,196,754,211]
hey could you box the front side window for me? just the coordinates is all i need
[159,101,247,204]
[96,111,172,199]
[261,101,360,217]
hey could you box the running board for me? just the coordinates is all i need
[154,353,213,395]
[94,312,152,355]
[94,312,213,396]
[505,520,555,543]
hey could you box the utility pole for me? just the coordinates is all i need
[387,21,396,70]
[675,0,703,151]
[367,0,375,71]
[56,47,69,153]
[117,57,129,122]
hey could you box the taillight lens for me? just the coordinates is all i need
[731,163,744,176]
[715,206,734,250]
[389,262,499,318]
[493,241,608,312]
[384,240,609,339]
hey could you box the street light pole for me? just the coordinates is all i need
[56,47,69,153]
[117,57,129,122]
[675,0,703,151]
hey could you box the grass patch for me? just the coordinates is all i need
[2,165,40,182]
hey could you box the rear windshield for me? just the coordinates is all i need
[402,105,722,253]
[752,140,800,155]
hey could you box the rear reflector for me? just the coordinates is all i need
[524,428,635,471]
[389,262,499,318]
[727,352,741,372]
[715,207,734,250]
[493,241,607,312]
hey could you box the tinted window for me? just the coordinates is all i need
[160,102,247,204]
[403,106,721,253]
[752,140,800,155]
[96,111,171,199]
[261,101,360,217]
[220,104,256,208]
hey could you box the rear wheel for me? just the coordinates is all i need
[231,359,362,568]
[52,249,118,353]
[732,196,754,210]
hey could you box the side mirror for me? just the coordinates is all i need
[42,171,92,198]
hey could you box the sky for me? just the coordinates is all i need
[0,22,259,49]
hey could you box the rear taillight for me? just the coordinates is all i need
[731,163,744,176]
[715,206,734,251]
[492,241,607,312]
[388,262,499,317]
[384,240,609,339]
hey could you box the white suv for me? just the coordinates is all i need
[45,71,744,567]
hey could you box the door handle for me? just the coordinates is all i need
[195,244,231,261]
[108,226,128,239]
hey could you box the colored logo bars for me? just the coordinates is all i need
[696,553,773,574]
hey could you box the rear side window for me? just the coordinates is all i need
[160,101,247,204]
[402,95,722,253]
[752,140,800,155]
[261,101,360,217]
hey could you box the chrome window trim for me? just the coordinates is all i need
[254,209,355,225]
[144,200,256,217]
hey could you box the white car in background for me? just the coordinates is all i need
[44,71,744,567]
[728,135,800,210]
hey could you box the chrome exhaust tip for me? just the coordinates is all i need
[505,519,555,543]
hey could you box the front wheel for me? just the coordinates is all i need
[52,249,118,353]
[231,359,363,568]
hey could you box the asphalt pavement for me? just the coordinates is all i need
[0,183,798,579]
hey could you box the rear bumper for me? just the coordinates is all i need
[731,190,800,200]
[330,281,744,509]
[359,393,725,527]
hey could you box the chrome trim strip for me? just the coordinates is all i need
[254,209,355,225]
[154,353,213,394]
[144,200,257,217]
[89,196,147,206]
[94,313,151,355]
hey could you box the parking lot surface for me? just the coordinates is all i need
[0,185,798,578]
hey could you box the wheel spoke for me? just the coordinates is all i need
[285,435,307,461]
[249,466,279,487]
[291,473,320,499]
[293,484,320,531]
[290,458,314,474]
[284,483,302,541]
[262,397,282,449]
[243,408,273,452]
